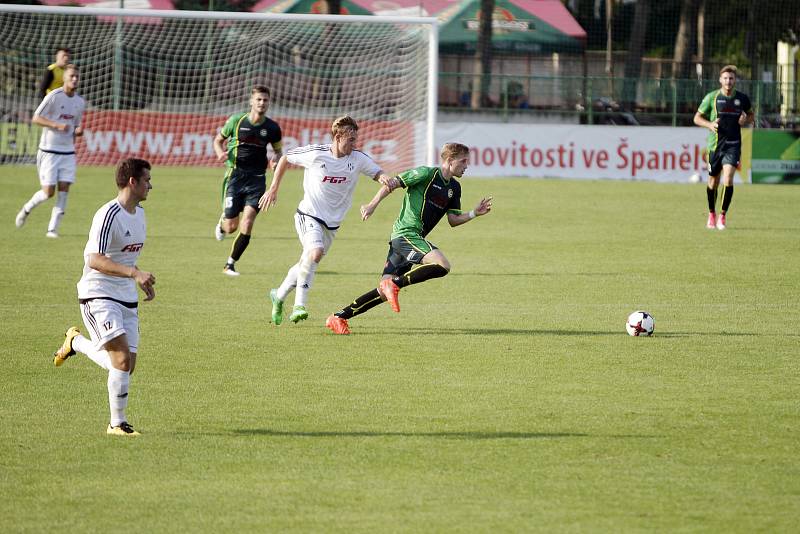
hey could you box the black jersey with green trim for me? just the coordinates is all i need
[697,89,751,152]
[391,166,461,239]
[220,112,282,174]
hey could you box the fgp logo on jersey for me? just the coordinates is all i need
[122,243,144,252]
[322,176,347,184]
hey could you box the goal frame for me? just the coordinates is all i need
[0,4,439,166]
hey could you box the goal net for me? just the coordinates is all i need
[0,5,438,172]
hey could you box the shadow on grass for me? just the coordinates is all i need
[365,327,620,336]
[232,429,590,440]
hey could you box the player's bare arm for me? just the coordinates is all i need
[73,125,84,137]
[693,112,718,133]
[269,140,283,168]
[739,111,754,126]
[374,172,399,191]
[361,183,397,221]
[448,196,493,227]
[87,253,156,301]
[213,132,228,162]
[259,154,289,211]
[32,114,68,132]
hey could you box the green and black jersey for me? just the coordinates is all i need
[697,89,752,152]
[391,166,462,239]
[220,112,282,175]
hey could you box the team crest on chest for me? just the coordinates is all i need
[347,162,354,171]
[734,99,741,106]
[448,189,453,198]
[260,129,267,136]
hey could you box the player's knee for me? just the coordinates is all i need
[223,219,238,233]
[306,248,324,263]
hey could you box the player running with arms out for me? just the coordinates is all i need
[53,158,155,436]
[15,64,85,238]
[213,85,283,276]
[694,65,753,230]
[259,115,397,325]
[325,142,492,335]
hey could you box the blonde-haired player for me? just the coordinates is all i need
[259,115,397,324]
[326,143,492,335]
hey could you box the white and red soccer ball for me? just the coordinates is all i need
[626,311,655,336]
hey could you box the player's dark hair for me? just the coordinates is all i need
[251,85,271,97]
[331,115,358,138]
[720,65,738,77]
[116,158,151,189]
[56,47,71,55]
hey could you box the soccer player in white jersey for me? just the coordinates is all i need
[259,115,398,324]
[53,158,155,436]
[15,64,85,238]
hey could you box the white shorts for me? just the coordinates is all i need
[79,298,139,353]
[294,212,337,255]
[37,150,77,186]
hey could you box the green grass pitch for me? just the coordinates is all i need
[1,165,798,531]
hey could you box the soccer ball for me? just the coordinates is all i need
[626,311,655,336]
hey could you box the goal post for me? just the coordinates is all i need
[0,5,438,171]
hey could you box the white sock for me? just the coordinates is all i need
[73,334,110,370]
[47,191,68,232]
[226,256,235,265]
[277,262,300,301]
[294,258,318,308]
[107,367,130,427]
[23,190,49,212]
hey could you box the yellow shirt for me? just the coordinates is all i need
[45,63,64,94]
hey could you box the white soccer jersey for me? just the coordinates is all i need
[34,87,85,153]
[77,199,147,303]
[287,145,381,228]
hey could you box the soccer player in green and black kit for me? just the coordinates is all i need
[213,85,283,275]
[325,143,492,335]
[694,65,753,230]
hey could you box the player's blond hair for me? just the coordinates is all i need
[440,143,469,162]
[720,65,738,77]
[63,63,79,74]
[331,115,358,138]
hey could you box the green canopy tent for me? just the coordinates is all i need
[437,0,586,55]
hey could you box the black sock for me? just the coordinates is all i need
[230,233,251,262]
[721,185,734,213]
[393,263,449,288]
[706,187,718,213]
[336,288,383,319]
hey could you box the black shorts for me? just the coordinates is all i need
[707,143,741,177]
[222,169,266,219]
[382,236,438,277]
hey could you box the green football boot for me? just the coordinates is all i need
[270,288,283,325]
[289,305,309,323]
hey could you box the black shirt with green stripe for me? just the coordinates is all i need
[391,166,462,239]
[220,112,282,175]
[697,89,752,152]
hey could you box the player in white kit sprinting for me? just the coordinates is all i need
[53,158,155,436]
[16,64,85,238]
[258,116,398,325]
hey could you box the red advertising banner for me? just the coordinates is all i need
[76,111,415,171]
